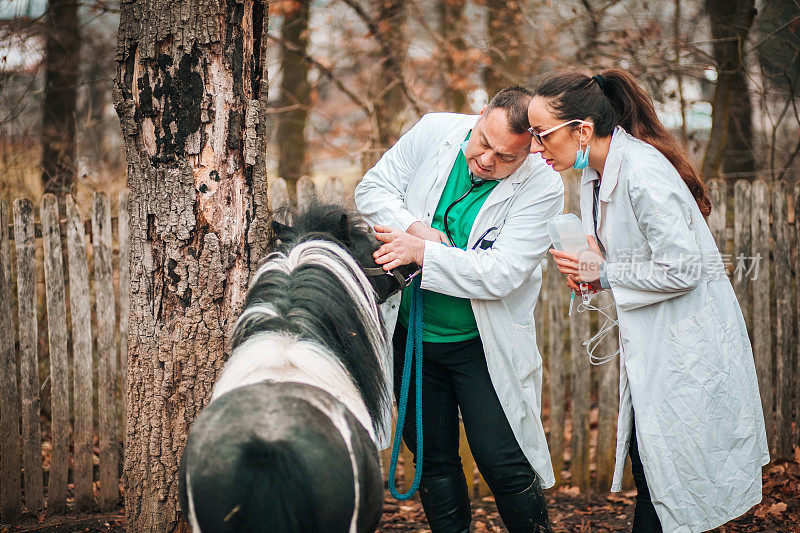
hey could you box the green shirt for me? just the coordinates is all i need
[397,134,498,342]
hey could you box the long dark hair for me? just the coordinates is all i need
[534,69,712,217]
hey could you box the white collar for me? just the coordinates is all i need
[580,125,629,202]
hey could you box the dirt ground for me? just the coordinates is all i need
[5,453,798,533]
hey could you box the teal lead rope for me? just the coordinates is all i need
[388,276,424,500]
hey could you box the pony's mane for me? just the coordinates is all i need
[229,201,390,434]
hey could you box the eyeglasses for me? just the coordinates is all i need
[527,119,591,146]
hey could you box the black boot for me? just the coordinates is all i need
[493,474,552,533]
[418,473,471,533]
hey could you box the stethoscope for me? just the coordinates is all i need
[442,172,498,250]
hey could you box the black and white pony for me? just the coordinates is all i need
[179,202,418,533]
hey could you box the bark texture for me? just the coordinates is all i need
[275,0,310,194]
[374,0,409,147]
[113,0,270,531]
[483,0,526,97]
[41,0,79,197]
[701,0,756,178]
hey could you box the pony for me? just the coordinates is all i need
[179,201,419,533]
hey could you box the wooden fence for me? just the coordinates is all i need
[1,192,128,522]
[1,174,798,523]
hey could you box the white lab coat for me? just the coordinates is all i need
[355,112,565,488]
[582,127,769,532]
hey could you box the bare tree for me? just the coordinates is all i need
[41,0,80,197]
[339,0,422,146]
[752,0,800,180]
[113,0,270,530]
[701,0,757,177]
[439,0,469,113]
[275,0,310,195]
[483,0,526,96]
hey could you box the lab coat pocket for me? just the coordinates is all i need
[666,303,733,388]
[510,323,542,382]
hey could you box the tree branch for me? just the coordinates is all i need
[266,32,373,119]
[339,0,422,116]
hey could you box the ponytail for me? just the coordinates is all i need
[534,69,712,217]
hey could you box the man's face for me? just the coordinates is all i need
[463,107,532,180]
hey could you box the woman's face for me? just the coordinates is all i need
[527,96,583,172]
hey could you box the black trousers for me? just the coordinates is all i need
[392,324,535,496]
[630,422,663,532]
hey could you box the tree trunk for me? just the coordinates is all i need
[41,0,79,197]
[701,0,756,178]
[439,0,468,113]
[276,0,310,197]
[483,0,526,97]
[375,0,408,147]
[113,0,270,530]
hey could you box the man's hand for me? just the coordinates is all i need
[406,221,450,245]
[373,225,426,270]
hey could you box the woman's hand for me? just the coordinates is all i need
[373,225,426,270]
[550,235,605,288]
[567,274,601,292]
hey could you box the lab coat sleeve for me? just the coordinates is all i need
[605,164,702,311]
[420,170,564,300]
[355,115,430,231]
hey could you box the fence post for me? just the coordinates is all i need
[733,180,753,330]
[269,177,291,223]
[0,198,22,521]
[296,175,316,210]
[594,293,618,491]
[360,147,385,176]
[794,183,800,449]
[570,302,590,492]
[93,193,119,508]
[772,182,794,459]
[707,179,726,254]
[545,259,566,485]
[566,177,591,492]
[12,198,44,514]
[118,190,130,449]
[66,196,95,509]
[322,176,346,204]
[750,180,772,448]
[454,424,475,497]
[40,194,70,514]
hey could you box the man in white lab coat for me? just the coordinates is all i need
[355,87,564,533]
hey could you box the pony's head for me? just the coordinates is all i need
[228,200,415,434]
[269,201,419,304]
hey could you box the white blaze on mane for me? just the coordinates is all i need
[251,239,389,367]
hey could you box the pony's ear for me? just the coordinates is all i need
[271,220,292,240]
[336,214,352,246]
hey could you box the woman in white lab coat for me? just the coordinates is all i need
[528,69,769,532]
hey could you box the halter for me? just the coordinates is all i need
[360,264,422,293]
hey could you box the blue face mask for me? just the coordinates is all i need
[573,144,590,170]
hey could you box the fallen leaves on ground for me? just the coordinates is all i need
[7,448,799,532]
